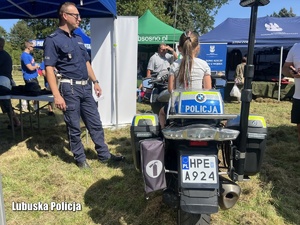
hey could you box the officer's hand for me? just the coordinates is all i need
[54,95,67,111]
[94,83,102,97]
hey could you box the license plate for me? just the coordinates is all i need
[181,155,217,184]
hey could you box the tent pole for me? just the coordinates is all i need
[113,18,119,128]
[278,46,283,101]
[0,174,6,225]
[172,0,179,48]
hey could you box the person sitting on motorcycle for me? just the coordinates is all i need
[146,43,178,78]
[158,31,212,128]
[137,44,176,102]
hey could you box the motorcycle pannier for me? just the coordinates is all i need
[226,115,267,176]
[140,138,166,194]
[130,114,160,172]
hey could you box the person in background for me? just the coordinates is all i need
[146,43,178,78]
[43,2,124,169]
[39,61,54,115]
[141,43,178,101]
[20,41,40,110]
[282,43,300,143]
[158,31,212,128]
[0,37,21,128]
[234,56,247,103]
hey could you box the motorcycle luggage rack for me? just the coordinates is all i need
[168,114,238,120]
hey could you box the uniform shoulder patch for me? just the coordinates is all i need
[48,32,58,38]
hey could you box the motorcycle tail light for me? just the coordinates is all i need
[189,141,208,146]
[162,125,240,141]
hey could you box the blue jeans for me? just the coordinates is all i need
[60,82,110,162]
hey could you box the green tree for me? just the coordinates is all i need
[0,26,7,39]
[22,18,91,39]
[163,0,229,34]
[9,20,35,51]
[117,0,173,24]
[8,21,35,64]
[191,0,229,34]
[9,20,42,65]
[3,41,20,66]
[23,19,59,39]
[116,0,229,34]
[269,7,296,17]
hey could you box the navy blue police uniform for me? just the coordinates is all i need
[43,28,110,163]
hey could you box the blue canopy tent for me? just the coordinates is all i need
[0,0,138,129]
[200,16,300,100]
[0,0,116,18]
[0,1,112,52]
[200,16,300,46]
[74,27,91,50]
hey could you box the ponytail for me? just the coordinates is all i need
[177,31,199,88]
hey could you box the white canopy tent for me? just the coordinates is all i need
[91,17,137,127]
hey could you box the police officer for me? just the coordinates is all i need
[43,2,124,169]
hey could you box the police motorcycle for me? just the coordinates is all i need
[138,70,169,104]
[130,75,267,225]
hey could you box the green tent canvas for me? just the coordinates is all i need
[138,10,183,44]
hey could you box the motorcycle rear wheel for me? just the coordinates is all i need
[177,209,210,225]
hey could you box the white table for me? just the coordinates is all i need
[0,95,54,139]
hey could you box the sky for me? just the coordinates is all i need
[214,0,300,27]
[0,0,299,32]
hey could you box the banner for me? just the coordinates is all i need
[199,43,227,74]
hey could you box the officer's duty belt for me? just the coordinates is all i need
[60,78,89,85]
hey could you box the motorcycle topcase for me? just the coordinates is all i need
[130,114,160,171]
[170,90,224,115]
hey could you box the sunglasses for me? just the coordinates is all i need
[65,12,81,20]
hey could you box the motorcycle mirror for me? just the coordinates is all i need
[142,78,153,89]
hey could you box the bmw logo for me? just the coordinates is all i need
[195,93,205,103]
[251,120,258,126]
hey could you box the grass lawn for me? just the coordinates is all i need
[0,71,299,225]
[137,78,142,88]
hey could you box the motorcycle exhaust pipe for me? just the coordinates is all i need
[218,176,241,210]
